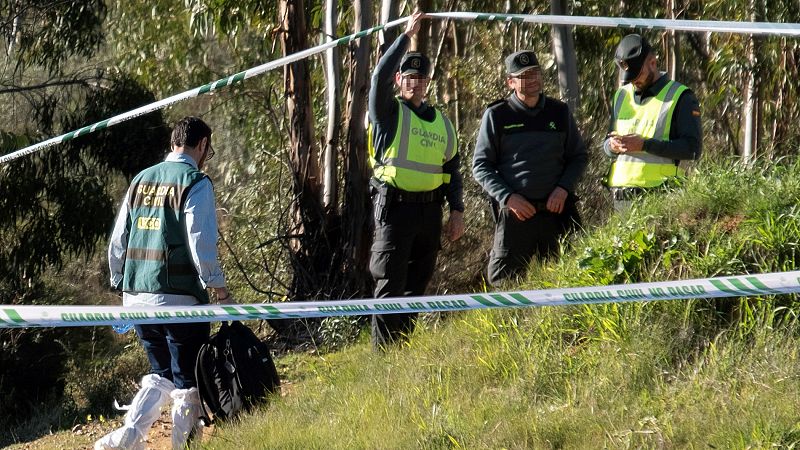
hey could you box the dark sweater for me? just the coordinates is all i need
[472,93,588,205]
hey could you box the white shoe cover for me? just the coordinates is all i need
[95,374,175,450]
[170,387,203,449]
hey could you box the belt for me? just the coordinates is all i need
[370,178,444,204]
[394,188,444,203]
[531,201,549,211]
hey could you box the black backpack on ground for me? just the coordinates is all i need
[195,321,280,424]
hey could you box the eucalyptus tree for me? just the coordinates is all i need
[378,0,400,55]
[182,0,379,311]
[323,0,341,210]
[550,0,580,110]
[340,0,375,297]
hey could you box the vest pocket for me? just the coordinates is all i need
[166,245,198,293]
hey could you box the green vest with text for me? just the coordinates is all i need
[368,99,457,192]
[122,160,210,303]
[607,80,688,188]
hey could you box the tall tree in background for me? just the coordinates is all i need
[378,0,399,55]
[341,0,375,298]
[323,0,341,210]
[413,0,432,52]
[550,0,580,110]
[279,0,329,302]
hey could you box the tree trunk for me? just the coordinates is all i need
[451,20,461,131]
[664,0,682,80]
[742,0,763,164]
[413,0,432,53]
[341,0,374,296]
[279,0,327,302]
[323,0,340,211]
[378,0,398,56]
[550,0,580,111]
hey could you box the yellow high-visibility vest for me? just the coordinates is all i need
[608,80,688,188]
[368,99,456,192]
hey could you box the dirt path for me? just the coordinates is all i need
[13,409,215,450]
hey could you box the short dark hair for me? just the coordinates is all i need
[171,116,211,148]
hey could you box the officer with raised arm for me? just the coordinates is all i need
[367,11,465,349]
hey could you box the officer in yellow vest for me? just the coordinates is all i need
[605,34,702,210]
[368,11,464,349]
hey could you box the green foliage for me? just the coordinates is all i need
[197,157,800,449]
[2,0,107,74]
[317,316,364,350]
[64,73,171,176]
[1,3,169,434]
[579,227,656,285]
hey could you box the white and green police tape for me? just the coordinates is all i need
[3,270,800,328]
[428,12,800,35]
[2,12,800,165]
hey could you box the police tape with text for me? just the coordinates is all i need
[2,270,799,328]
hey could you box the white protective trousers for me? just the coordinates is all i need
[94,374,175,450]
[170,387,203,449]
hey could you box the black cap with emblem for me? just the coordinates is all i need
[505,50,539,76]
[615,34,652,83]
[399,52,431,76]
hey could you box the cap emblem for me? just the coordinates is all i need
[411,58,421,69]
[519,54,530,65]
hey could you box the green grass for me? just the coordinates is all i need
[203,157,800,449]
[205,307,800,449]
[9,157,800,449]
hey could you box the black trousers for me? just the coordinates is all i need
[369,200,442,349]
[488,197,580,285]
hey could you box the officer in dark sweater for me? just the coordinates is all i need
[368,11,464,349]
[473,50,587,285]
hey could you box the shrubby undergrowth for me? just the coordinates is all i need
[206,156,800,449]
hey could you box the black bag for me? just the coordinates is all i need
[195,321,280,424]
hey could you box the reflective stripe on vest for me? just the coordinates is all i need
[369,100,456,192]
[608,80,687,188]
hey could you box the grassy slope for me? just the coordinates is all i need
[203,158,800,449]
[10,158,800,449]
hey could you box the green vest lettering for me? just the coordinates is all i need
[608,80,688,188]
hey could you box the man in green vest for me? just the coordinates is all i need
[368,11,464,349]
[97,117,231,450]
[605,34,702,210]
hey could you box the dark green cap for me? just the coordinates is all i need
[615,34,652,83]
[400,52,430,76]
[505,50,539,75]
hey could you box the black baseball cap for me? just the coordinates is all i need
[400,52,431,76]
[505,50,539,75]
[615,34,652,83]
